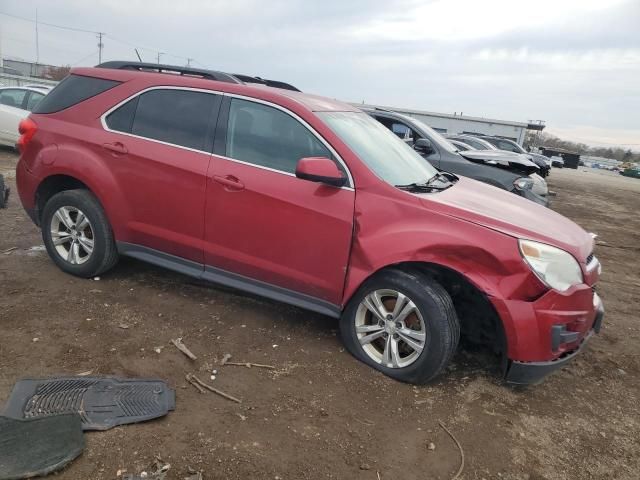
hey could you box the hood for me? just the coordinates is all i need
[459,150,539,175]
[421,177,593,262]
[528,152,551,163]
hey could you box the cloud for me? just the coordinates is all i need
[1,0,638,148]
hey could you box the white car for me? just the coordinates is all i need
[0,86,48,148]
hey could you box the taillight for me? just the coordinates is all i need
[17,117,37,153]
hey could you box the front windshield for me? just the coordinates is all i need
[406,117,459,154]
[318,112,438,186]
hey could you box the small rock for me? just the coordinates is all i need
[427,442,436,451]
[32,337,39,342]
[93,276,100,281]
[359,463,371,471]
[272,344,278,348]
[154,347,163,354]
[210,375,216,381]
[119,323,129,329]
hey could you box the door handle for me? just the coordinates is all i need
[213,175,245,191]
[102,142,128,155]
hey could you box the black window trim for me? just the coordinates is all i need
[100,86,353,189]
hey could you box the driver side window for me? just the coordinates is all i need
[226,98,335,174]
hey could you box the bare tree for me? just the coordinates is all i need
[46,65,72,81]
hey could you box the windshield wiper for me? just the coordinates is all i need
[395,172,456,192]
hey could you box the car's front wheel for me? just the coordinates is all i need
[41,189,119,278]
[340,268,459,384]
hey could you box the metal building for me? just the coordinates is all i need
[356,103,545,146]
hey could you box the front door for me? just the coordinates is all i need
[204,97,355,305]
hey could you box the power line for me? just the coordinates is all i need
[0,11,100,34]
[0,10,199,66]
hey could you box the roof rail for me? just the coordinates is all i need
[96,61,301,92]
[96,61,241,84]
[232,74,300,92]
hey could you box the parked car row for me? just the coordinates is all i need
[365,109,549,205]
[13,61,603,386]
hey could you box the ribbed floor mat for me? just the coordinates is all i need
[2,377,176,431]
[0,414,84,480]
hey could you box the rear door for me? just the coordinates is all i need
[204,97,355,305]
[101,87,221,263]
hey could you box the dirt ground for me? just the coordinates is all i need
[1,148,639,480]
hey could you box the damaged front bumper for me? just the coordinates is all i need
[504,294,604,385]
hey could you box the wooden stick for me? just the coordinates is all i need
[185,373,205,393]
[190,374,242,404]
[438,421,464,480]
[171,337,197,360]
[224,361,276,370]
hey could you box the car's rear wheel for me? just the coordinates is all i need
[41,189,118,278]
[340,268,459,384]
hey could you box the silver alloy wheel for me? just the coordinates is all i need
[50,206,94,265]
[355,289,427,368]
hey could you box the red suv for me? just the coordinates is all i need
[16,62,604,384]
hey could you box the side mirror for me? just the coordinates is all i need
[414,138,434,155]
[295,157,347,187]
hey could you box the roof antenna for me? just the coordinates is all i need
[135,48,143,62]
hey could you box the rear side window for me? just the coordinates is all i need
[33,75,120,114]
[106,89,217,151]
[0,89,28,109]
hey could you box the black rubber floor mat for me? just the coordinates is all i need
[0,414,84,480]
[2,377,176,431]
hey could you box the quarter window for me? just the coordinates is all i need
[26,91,45,111]
[106,89,217,151]
[225,98,332,174]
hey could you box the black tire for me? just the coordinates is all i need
[41,189,119,278]
[340,268,459,384]
[0,174,9,209]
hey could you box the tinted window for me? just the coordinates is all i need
[129,90,216,150]
[26,91,45,111]
[105,97,139,133]
[33,75,120,114]
[226,98,332,173]
[0,89,27,109]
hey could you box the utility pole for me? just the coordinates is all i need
[156,52,164,64]
[97,32,104,63]
[35,8,40,73]
[0,22,4,68]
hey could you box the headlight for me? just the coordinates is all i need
[513,177,534,190]
[519,239,583,292]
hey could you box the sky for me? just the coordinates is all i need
[0,0,638,149]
